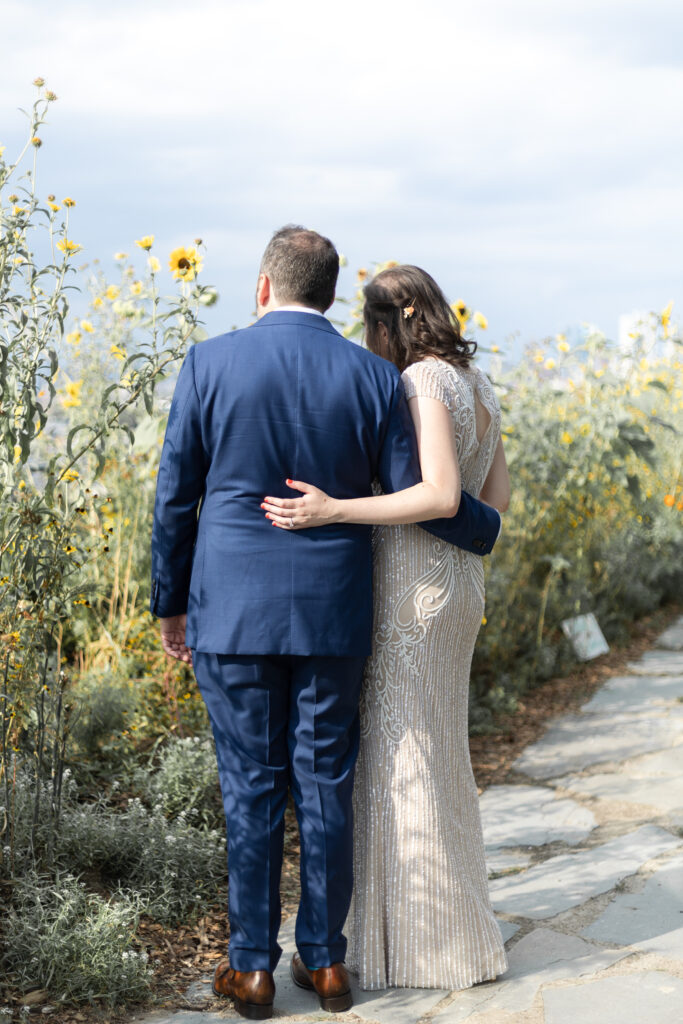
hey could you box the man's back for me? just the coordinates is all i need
[150,310,412,656]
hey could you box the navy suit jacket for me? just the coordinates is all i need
[149,310,500,656]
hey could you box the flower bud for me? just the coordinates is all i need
[33,77,45,87]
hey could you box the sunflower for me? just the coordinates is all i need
[452,300,469,330]
[135,235,154,251]
[57,238,82,255]
[169,246,202,282]
[62,379,83,408]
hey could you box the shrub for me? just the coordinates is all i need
[2,873,152,1007]
[58,795,226,924]
[142,735,223,829]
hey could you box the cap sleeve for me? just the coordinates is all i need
[401,359,456,412]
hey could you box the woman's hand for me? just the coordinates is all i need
[261,479,341,530]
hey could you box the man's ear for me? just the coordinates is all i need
[256,272,271,310]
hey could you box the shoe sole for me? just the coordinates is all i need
[290,965,353,1012]
[212,982,273,1020]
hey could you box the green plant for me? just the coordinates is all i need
[58,795,226,924]
[0,82,214,873]
[2,872,152,1007]
[142,735,223,829]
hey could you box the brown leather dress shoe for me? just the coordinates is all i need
[290,951,353,1012]
[212,959,275,1020]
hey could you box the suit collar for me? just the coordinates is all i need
[252,309,341,336]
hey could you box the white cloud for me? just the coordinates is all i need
[2,0,683,345]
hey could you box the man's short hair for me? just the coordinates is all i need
[260,225,339,312]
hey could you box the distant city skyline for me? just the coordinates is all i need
[2,0,683,359]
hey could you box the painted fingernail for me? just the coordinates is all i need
[286,479,293,485]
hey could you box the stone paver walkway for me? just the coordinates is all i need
[136,615,683,1024]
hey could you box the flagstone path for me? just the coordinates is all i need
[135,614,683,1024]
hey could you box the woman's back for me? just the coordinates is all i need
[402,357,501,497]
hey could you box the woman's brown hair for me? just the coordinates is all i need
[363,264,476,372]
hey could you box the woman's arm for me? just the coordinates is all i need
[261,395,461,529]
[478,436,510,513]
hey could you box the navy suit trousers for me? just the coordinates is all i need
[192,651,366,972]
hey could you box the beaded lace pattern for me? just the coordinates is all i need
[346,358,508,991]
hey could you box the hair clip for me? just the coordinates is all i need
[403,304,415,320]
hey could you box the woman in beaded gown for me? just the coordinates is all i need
[262,265,510,991]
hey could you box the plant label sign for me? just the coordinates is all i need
[561,612,610,661]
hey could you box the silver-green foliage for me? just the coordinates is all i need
[3,873,152,1007]
[143,735,223,829]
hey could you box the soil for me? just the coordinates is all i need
[6,602,680,1023]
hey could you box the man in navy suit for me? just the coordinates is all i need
[150,226,500,1019]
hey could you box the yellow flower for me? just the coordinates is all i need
[110,344,127,361]
[13,256,23,265]
[57,238,82,255]
[534,352,544,363]
[664,494,675,507]
[62,379,83,408]
[452,300,469,329]
[169,246,203,282]
[136,235,154,251]
[18,481,26,490]
[93,296,104,309]
[148,255,161,274]
[80,320,94,333]
[481,616,487,625]
[12,205,26,216]
[48,201,61,212]
[114,252,128,261]
[31,136,42,148]
[544,358,556,370]
[661,300,673,334]
[356,268,368,283]
[473,311,488,330]
[66,330,82,345]
[63,197,75,207]
[130,280,143,296]
[491,345,500,353]
[561,431,573,444]
[13,445,22,463]
[105,284,120,300]
[0,145,5,158]
[63,469,79,482]
[558,340,570,352]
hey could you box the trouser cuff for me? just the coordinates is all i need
[229,942,282,973]
[297,940,347,969]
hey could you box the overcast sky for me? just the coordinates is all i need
[2,0,683,353]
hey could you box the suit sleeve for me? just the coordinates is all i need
[149,345,208,616]
[377,375,501,556]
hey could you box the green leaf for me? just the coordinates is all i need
[66,423,93,460]
[626,474,641,502]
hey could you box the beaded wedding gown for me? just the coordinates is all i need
[346,357,508,991]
